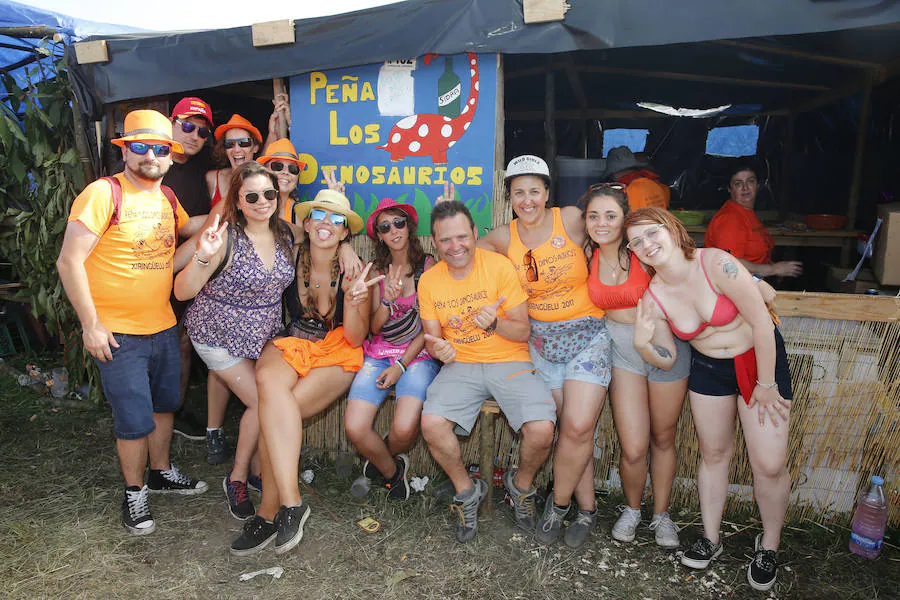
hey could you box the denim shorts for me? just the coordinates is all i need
[94,326,181,440]
[348,356,440,407]
[191,340,243,372]
[528,326,612,391]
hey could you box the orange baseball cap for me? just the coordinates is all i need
[171,97,213,127]
[214,114,263,144]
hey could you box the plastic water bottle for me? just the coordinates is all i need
[849,475,888,559]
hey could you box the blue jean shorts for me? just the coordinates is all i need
[94,325,181,440]
[528,326,612,391]
[348,356,440,407]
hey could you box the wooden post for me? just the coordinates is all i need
[844,74,874,265]
[778,114,795,221]
[273,78,288,139]
[68,91,95,184]
[492,54,506,232]
[544,60,556,184]
[479,410,497,515]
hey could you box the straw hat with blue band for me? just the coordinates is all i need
[294,189,364,234]
[111,110,184,154]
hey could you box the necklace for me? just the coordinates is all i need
[598,252,621,273]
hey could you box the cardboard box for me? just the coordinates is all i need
[826,266,878,294]
[874,202,900,285]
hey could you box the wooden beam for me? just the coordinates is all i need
[251,19,295,47]
[493,54,506,230]
[523,0,570,24]
[791,74,869,114]
[0,26,58,38]
[575,64,830,91]
[505,66,546,81]
[774,292,900,322]
[713,39,881,71]
[562,55,588,110]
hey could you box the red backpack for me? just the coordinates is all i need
[101,176,180,231]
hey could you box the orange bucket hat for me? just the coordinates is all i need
[214,114,263,144]
[111,109,184,154]
[257,138,307,170]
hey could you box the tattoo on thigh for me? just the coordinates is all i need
[652,344,672,359]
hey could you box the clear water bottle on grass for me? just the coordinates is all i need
[849,475,888,559]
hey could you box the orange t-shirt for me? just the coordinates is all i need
[705,200,774,264]
[617,171,670,211]
[68,173,190,335]
[507,207,605,322]
[418,248,531,364]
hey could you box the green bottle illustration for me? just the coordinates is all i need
[437,57,462,119]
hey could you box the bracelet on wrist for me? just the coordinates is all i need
[484,317,499,333]
[381,298,395,308]
[756,380,777,390]
[193,252,210,267]
[395,358,407,373]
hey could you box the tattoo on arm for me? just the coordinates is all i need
[721,261,738,280]
[652,344,672,359]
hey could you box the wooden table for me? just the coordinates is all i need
[686,226,859,264]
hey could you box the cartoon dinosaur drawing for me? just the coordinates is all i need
[377,52,479,165]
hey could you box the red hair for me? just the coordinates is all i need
[622,207,696,275]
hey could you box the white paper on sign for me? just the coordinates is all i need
[378,60,417,117]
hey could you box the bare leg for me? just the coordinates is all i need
[117,438,150,487]
[213,359,259,482]
[738,399,791,551]
[516,419,555,491]
[421,414,471,494]
[689,392,738,545]
[206,371,231,429]
[255,429,280,522]
[551,380,606,507]
[345,399,396,478]
[388,395,425,456]
[647,378,687,514]
[147,412,174,470]
[610,369,650,510]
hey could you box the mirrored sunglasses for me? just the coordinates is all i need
[125,141,171,157]
[223,137,253,149]
[376,216,408,234]
[310,208,348,227]
[243,189,278,204]
[175,118,211,139]
[269,161,301,175]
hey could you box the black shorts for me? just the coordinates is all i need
[688,328,793,400]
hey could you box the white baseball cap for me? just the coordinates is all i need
[505,155,550,181]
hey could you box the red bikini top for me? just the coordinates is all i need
[646,250,739,341]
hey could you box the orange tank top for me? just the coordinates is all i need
[588,250,651,310]
[508,207,605,322]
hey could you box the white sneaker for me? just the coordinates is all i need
[649,511,680,548]
[611,506,642,542]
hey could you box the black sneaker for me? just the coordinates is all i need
[450,478,488,543]
[274,502,311,555]
[172,411,206,441]
[385,454,410,501]
[224,474,255,520]
[502,467,538,531]
[147,464,209,495]
[748,533,778,591]
[681,536,723,569]
[206,428,227,465]
[122,485,155,535]
[230,515,277,557]
[350,459,385,498]
[248,473,263,493]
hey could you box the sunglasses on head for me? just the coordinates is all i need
[310,208,348,227]
[376,216,408,234]
[523,249,539,282]
[589,182,626,192]
[242,189,277,204]
[269,161,301,175]
[175,118,210,139]
[126,141,172,157]
[223,137,253,149]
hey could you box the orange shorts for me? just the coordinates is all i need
[273,327,364,377]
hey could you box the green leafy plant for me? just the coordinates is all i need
[0,44,97,400]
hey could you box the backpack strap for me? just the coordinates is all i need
[208,226,234,281]
[160,184,180,230]
[102,176,179,231]
[413,255,432,290]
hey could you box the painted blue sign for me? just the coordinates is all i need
[289,53,497,234]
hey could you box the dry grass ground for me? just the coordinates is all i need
[0,368,897,600]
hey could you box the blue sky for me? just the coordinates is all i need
[19,0,402,32]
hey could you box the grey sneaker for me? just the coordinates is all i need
[502,468,538,531]
[206,428,227,465]
[450,478,488,543]
[649,511,680,548]
[564,508,597,549]
[611,506,642,542]
[349,460,385,498]
[535,498,569,545]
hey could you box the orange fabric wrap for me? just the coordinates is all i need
[273,327,363,377]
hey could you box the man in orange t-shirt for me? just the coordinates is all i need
[604,146,670,211]
[418,201,556,543]
[57,110,209,537]
[705,165,802,278]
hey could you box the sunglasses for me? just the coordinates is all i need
[269,161,301,175]
[126,141,171,157]
[242,189,277,204]
[589,182,626,192]
[223,137,253,149]
[625,223,666,252]
[175,118,210,139]
[524,249,539,282]
[376,216,408,234]
[310,208,348,227]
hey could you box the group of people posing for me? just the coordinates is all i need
[57,101,793,595]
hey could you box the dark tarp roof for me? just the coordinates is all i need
[70,0,900,113]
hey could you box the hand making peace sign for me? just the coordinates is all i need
[323,166,345,195]
[348,262,385,306]
[195,214,229,263]
[382,263,405,304]
[435,181,455,204]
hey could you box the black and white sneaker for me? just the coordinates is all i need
[230,515,277,556]
[172,411,206,441]
[122,485,155,535]
[224,474,255,520]
[274,502,311,555]
[147,463,208,495]
[385,454,410,501]
[748,533,778,591]
[206,428,227,465]
[681,536,723,569]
